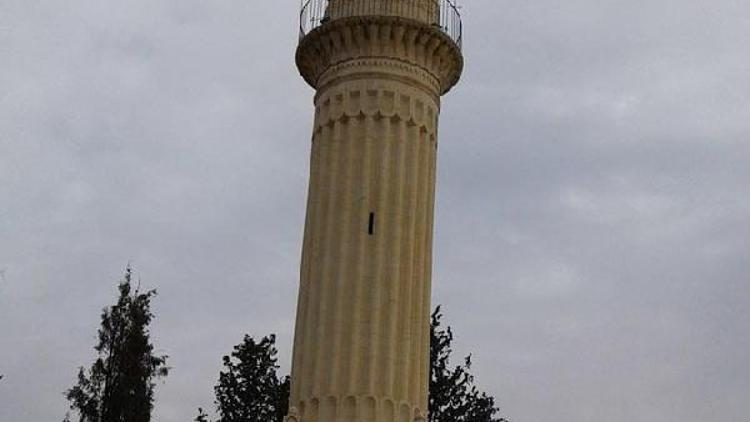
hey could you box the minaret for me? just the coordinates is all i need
[287,1,463,421]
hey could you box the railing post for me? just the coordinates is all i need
[299,0,462,49]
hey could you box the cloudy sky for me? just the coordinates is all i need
[2,1,750,421]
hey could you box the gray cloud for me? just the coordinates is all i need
[1,1,749,421]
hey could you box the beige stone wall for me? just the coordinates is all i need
[290,79,438,421]
[289,3,462,421]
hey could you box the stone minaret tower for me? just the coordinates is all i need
[287,1,463,421]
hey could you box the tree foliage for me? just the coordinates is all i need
[212,334,289,422]
[65,267,169,422]
[429,306,507,422]
[198,307,505,422]
[194,408,210,422]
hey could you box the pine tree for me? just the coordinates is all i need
[65,267,169,422]
[214,334,288,422]
[429,306,507,422]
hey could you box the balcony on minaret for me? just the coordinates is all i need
[325,0,438,24]
[299,0,462,49]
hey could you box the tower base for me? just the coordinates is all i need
[284,405,427,422]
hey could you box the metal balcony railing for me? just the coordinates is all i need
[299,0,462,49]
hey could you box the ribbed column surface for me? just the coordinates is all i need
[288,1,462,420]
[289,79,438,422]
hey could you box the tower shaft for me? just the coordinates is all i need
[288,1,463,421]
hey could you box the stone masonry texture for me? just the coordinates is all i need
[287,1,463,420]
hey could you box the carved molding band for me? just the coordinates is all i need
[297,16,463,96]
[314,80,440,136]
[316,57,442,104]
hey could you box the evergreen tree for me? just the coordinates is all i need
[213,334,289,422]
[65,267,169,422]
[201,307,506,422]
[429,306,507,422]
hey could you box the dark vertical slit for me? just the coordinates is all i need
[368,212,375,235]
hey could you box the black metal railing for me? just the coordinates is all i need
[299,0,462,49]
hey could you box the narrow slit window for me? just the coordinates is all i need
[368,212,375,235]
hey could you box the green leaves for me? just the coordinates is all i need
[213,334,288,422]
[429,306,507,422]
[64,267,169,422]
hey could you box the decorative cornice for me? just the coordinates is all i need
[313,82,439,136]
[315,57,442,105]
[296,15,463,96]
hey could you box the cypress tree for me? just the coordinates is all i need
[65,267,169,422]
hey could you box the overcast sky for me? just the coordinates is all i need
[2,1,750,421]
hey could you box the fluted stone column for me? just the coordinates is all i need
[288,1,463,421]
